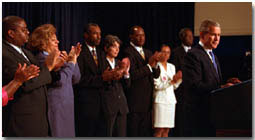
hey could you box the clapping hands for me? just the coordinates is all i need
[102,57,131,82]
[45,49,60,71]
[148,51,164,68]
[118,57,130,75]
[170,70,182,84]
[68,42,82,64]
[14,63,40,84]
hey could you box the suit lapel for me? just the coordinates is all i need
[129,45,146,63]
[198,45,220,83]
[143,49,150,62]
[96,48,104,71]
[22,48,35,64]
[3,42,31,64]
[114,58,119,68]
[181,47,187,57]
[215,56,222,82]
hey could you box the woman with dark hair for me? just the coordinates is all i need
[153,44,182,137]
[102,34,130,136]
[28,24,81,137]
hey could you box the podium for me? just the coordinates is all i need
[210,79,252,136]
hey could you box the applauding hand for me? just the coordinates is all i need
[170,70,182,84]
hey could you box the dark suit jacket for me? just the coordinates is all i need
[2,41,52,136]
[75,43,109,136]
[75,43,109,114]
[182,44,222,136]
[123,45,160,113]
[170,45,187,72]
[101,58,130,117]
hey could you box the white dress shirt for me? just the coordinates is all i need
[86,43,97,56]
[182,44,192,53]
[106,57,116,69]
[199,41,213,63]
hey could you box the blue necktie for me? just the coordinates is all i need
[209,51,218,74]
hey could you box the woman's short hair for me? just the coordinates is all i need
[28,24,56,51]
[103,34,122,49]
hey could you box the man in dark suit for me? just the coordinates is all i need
[2,16,59,136]
[182,19,234,136]
[171,28,193,72]
[75,23,121,136]
[170,28,193,136]
[123,25,160,137]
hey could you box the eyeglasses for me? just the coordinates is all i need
[18,27,29,32]
[12,26,29,33]
[161,51,170,54]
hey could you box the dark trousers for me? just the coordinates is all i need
[106,111,127,137]
[75,102,107,137]
[127,112,152,137]
[171,102,184,136]
[182,103,216,137]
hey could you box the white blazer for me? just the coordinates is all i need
[153,62,182,104]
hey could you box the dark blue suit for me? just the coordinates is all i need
[182,44,222,136]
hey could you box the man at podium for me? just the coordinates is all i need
[181,19,240,137]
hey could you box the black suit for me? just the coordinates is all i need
[169,46,187,136]
[2,41,52,136]
[75,44,109,137]
[170,46,187,72]
[102,58,130,136]
[182,44,222,136]
[123,44,160,137]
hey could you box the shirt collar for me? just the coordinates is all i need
[106,57,115,69]
[4,40,30,62]
[5,40,23,54]
[130,41,143,52]
[182,44,191,53]
[86,43,96,52]
[199,41,213,62]
[43,51,49,56]
[199,41,212,53]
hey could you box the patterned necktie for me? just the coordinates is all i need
[209,51,218,74]
[92,49,98,66]
[140,49,145,60]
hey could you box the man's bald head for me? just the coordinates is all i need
[129,25,145,47]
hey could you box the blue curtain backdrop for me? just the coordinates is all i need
[2,2,194,52]
[2,2,252,81]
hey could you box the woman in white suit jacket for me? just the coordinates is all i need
[153,45,182,137]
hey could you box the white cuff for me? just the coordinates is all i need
[147,64,153,72]
[124,74,130,79]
